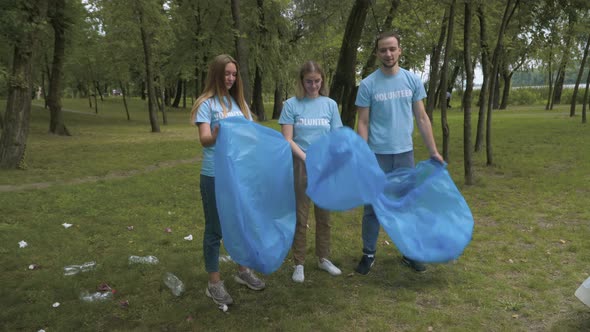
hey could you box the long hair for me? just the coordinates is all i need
[190,54,249,123]
[294,61,328,99]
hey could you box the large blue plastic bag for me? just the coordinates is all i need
[372,159,474,263]
[214,117,296,274]
[305,127,386,210]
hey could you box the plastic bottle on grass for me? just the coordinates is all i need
[63,261,96,276]
[80,291,113,302]
[163,272,185,296]
[128,255,159,265]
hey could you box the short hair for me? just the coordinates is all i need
[295,61,328,99]
[376,31,401,46]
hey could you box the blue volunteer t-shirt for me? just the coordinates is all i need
[279,96,343,151]
[195,96,251,177]
[355,68,426,154]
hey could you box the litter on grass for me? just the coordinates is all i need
[63,261,96,276]
[18,240,28,248]
[62,223,73,228]
[184,234,193,241]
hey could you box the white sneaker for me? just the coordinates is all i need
[318,258,342,276]
[292,265,304,283]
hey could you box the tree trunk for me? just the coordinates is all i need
[426,9,449,121]
[230,0,252,105]
[93,85,98,114]
[474,3,489,152]
[141,80,146,100]
[137,2,160,133]
[252,65,266,121]
[545,54,553,110]
[94,80,104,101]
[0,0,47,169]
[161,87,167,125]
[440,0,455,162]
[486,0,519,166]
[583,66,589,124]
[47,0,70,136]
[463,1,474,185]
[499,71,512,110]
[551,64,565,107]
[330,0,372,129]
[570,34,590,117]
[171,78,182,108]
[119,80,130,120]
[182,80,187,109]
[87,82,92,108]
[272,81,283,119]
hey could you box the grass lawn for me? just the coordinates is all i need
[1,97,589,331]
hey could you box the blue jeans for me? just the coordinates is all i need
[362,150,414,255]
[200,174,222,272]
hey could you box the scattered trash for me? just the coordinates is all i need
[128,255,159,265]
[184,234,193,241]
[127,226,134,231]
[38,329,46,332]
[168,211,173,215]
[512,314,519,319]
[80,291,113,303]
[63,261,96,276]
[163,272,185,296]
[29,264,40,270]
[18,240,28,248]
[52,302,60,308]
[384,240,390,246]
[62,223,73,228]
[428,327,434,332]
[119,300,129,308]
[219,304,228,312]
[164,227,172,233]
[219,255,232,263]
[97,283,112,292]
[559,239,566,244]
[508,259,514,264]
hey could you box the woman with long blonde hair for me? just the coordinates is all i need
[192,54,265,307]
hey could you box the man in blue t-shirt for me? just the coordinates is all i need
[355,31,444,275]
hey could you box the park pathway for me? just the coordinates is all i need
[0,157,199,192]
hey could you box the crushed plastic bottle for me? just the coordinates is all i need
[63,261,96,276]
[80,291,113,302]
[128,255,159,265]
[163,272,185,296]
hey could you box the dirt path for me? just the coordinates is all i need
[0,157,199,192]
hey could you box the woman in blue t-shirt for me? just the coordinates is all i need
[279,61,343,283]
[191,54,265,306]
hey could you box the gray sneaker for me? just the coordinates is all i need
[234,269,266,291]
[205,281,233,305]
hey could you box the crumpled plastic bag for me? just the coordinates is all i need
[305,127,386,210]
[372,159,474,263]
[214,117,296,274]
[305,129,473,263]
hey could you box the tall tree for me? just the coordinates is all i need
[47,0,70,136]
[474,3,490,152]
[570,34,590,117]
[426,8,449,122]
[439,0,456,162]
[582,67,589,123]
[486,0,520,166]
[330,0,372,128]
[0,0,48,169]
[251,0,267,121]
[463,0,474,185]
[135,0,159,133]
[231,0,252,106]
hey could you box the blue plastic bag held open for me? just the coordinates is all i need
[372,160,474,263]
[305,127,386,210]
[214,117,296,274]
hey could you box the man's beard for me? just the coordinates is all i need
[381,59,397,68]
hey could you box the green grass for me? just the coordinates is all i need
[1,97,590,331]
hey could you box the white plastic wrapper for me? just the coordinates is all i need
[52,302,60,308]
[62,223,73,228]
[184,234,193,241]
[18,240,28,248]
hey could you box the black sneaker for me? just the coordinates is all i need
[401,256,427,273]
[355,255,375,275]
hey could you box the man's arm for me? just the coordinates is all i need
[412,100,444,163]
[357,107,370,142]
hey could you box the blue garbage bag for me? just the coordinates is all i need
[214,117,296,274]
[305,127,386,210]
[372,159,474,263]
